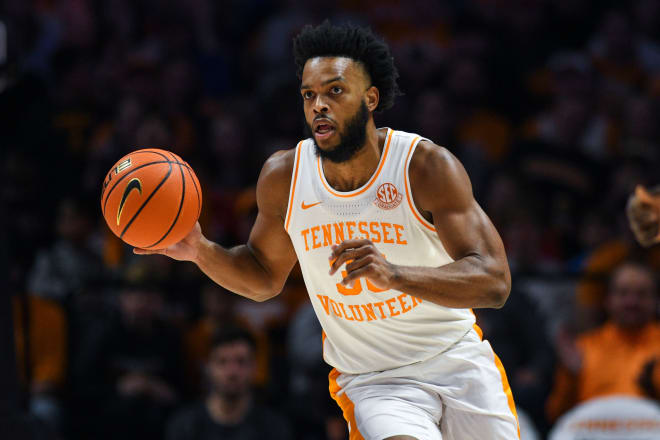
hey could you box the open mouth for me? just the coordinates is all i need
[314,120,336,140]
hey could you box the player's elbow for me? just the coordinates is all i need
[251,289,281,302]
[488,265,511,309]
[468,254,511,308]
[249,280,284,302]
[251,294,273,302]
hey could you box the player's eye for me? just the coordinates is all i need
[331,86,342,95]
[303,91,314,100]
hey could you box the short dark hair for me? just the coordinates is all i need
[608,260,658,295]
[292,21,401,112]
[210,326,257,352]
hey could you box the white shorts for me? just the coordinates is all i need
[328,329,520,440]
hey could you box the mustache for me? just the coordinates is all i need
[314,114,337,124]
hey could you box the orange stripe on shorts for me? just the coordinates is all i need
[328,368,365,440]
[494,353,520,438]
[473,311,520,438]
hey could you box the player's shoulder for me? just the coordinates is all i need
[406,138,473,211]
[257,147,298,213]
[409,139,464,186]
[259,148,297,186]
[262,148,297,177]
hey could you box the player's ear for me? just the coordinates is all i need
[365,86,379,112]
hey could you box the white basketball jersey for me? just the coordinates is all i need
[285,128,475,374]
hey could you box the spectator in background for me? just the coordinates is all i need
[450,57,513,165]
[588,10,652,91]
[575,163,660,328]
[484,172,545,273]
[547,261,660,421]
[28,197,105,302]
[619,95,659,163]
[73,280,183,440]
[3,0,660,436]
[413,89,455,148]
[474,288,553,434]
[167,327,292,440]
[287,301,346,440]
[184,283,270,393]
[12,293,67,433]
[511,94,604,264]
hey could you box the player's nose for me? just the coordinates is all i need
[312,95,329,114]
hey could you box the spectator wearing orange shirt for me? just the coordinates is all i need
[13,294,67,431]
[547,261,660,421]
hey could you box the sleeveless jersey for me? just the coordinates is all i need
[285,128,475,374]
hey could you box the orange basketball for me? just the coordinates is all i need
[100,149,202,249]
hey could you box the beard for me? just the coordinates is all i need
[212,379,248,402]
[305,101,370,164]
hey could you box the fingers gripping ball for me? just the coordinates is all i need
[101,149,202,249]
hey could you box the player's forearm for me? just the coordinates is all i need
[390,255,510,309]
[193,238,281,302]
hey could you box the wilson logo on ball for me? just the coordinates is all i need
[374,182,402,210]
[117,178,143,226]
[115,158,132,174]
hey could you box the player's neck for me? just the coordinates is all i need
[322,122,385,192]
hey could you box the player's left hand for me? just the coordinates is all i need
[329,239,398,290]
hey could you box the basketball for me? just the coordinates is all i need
[100,149,202,249]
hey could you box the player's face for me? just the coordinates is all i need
[606,265,657,329]
[207,341,256,399]
[301,57,373,162]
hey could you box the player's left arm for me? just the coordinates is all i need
[330,141,511,309]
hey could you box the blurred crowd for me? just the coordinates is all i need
[3,0,660,439]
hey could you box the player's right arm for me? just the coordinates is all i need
[134,150,298,302]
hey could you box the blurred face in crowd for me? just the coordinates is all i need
[415,91,453,144]
[447,58,486,103]
[210,115,243,161]
[552,96,589,144]
[135,116,171,147]
[202,285,235,322]
[207,340,256,400]
[606,264,657,329]
[624,97,656,140]
[602,11,633,59]
[301,57,375,163]
[57,199,91,244]
[634,0,660,36]
[119,288,162,327]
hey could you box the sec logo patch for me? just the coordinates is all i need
[374,182,402,210]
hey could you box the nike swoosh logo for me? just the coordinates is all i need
[117,178,142,226]
[301,201,322,210]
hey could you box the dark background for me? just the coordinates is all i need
[2,0,660,439]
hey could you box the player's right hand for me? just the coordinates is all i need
[626,185,660,247]
[133,221,204,262]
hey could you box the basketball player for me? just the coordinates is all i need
[136,22,519,439]
[627,185,660,247]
